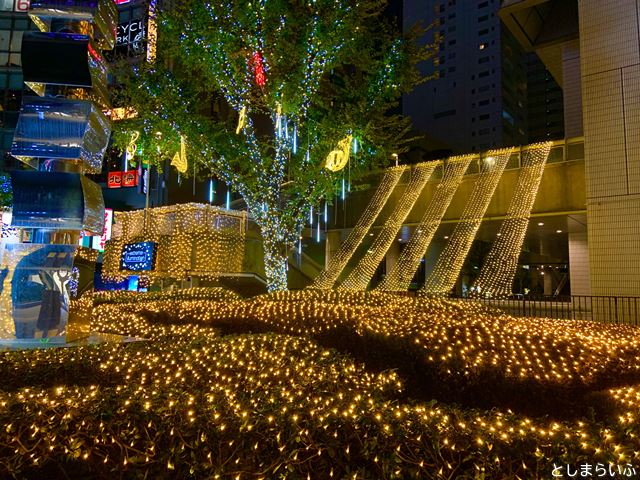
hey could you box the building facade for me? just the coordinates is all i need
[403,0,528,153]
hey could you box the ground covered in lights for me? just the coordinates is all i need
[1,289,639,479]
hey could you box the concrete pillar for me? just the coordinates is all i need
[385,239,401,276]
[562,40,583,138]
[579,0,640,296]
[568,231,591,295]
[543,269,553,296]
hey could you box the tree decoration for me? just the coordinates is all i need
[125,131,139,165]
[170,135,188,173]
[235,106,247,135]
[324,134,353,172]
[250,51,266,88]
[112,1,435,291]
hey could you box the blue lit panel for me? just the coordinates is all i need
[11,97,110,173]
[120,242,157,272]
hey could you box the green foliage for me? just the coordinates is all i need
[111,0,436,289]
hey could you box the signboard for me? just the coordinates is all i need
[122,170,138,187]
[108,171,138,188]
[108,171,122,188]
[120,241,156,271]
[91,208,113,252]
[117,18,145,46]
[0,0,29,12]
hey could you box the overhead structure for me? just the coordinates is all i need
[340,163,436,290]
[0,0,116,343]
[421,147,514,296]
[377,155,476,292]
[312,166,406,289]
[471,142,552,298]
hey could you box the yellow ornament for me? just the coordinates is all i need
[325,135,353,172]
[236,106,247,134]
[126,131,139,161]
[171,135,188,173]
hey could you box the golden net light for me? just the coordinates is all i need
[471,142,552,298]
[377,155,475,292]
[421,147,514,296]
[340,162,436,290]
[312,166,406,289]
[102,203,246,282]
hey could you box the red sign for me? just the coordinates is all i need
[107,171,122,188]
[122,170,138,187]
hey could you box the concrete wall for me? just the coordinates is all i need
[334,159,586,231]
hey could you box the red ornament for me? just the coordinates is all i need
[250,51,266,88]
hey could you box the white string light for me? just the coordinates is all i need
[421,147,514,296]
[312,166,406,289]
[471,142,552,298]
[340,163,435,290]
[377,155,475,292]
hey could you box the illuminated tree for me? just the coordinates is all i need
[113,0,434,291]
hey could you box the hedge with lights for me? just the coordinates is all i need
[111,0,436,292]
[1,290,638,478]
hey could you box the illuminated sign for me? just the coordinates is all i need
[122,170,138,187]
[117,18,145,47]
[108,171,122,188]
[120,241,157,271]
[91,208,113,252]
[109,171,138,188]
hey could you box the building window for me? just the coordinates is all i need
[478,14,488,22]
[478,56,489,64]
[478,28,489,35]
[433,109,456,119]
[478,70,490,78]
[479,42,488,50]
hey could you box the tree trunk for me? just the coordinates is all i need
[261,231,289,292]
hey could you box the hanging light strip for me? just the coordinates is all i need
[312,166,406,289]
[377,155,475,292]
[340,162,436,290]
[471,142,552,298]
[421,147,514,296]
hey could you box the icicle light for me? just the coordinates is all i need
[471,142,552,298]
[378,155,475,292]
[312,166,406,289]
[340,163,436,290]
[421,148,514,296]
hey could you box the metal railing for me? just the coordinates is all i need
[454,295,640,325]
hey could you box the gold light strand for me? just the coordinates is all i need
[102,203,246,282]
[312,166,406,289]
[421,147,514,296]
[471,142,552,298]
[340,163,436,290]
[377,155,475,292]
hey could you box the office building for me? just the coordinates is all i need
[403,0,528,153]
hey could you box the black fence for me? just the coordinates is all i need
[453,295,640,325]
